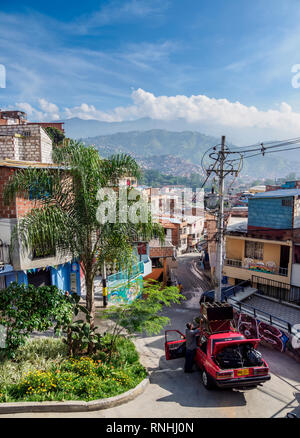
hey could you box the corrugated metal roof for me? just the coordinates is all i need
[0,159,67,169]
[226,219,248,233]
[253,189,300,198]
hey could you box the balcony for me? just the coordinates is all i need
[0,240,10,266]
[224,258,288,277]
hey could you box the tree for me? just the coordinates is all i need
[0,283,73,356]
[100,280,184,361]
[4,141,164,345]
[45,127,65,147]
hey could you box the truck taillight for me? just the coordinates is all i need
[216,371,234,380]
[253,367,269,376]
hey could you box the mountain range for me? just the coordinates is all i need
[62,117,300,179]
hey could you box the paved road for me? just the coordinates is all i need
[174,253,212,309]
[2,254,300,418]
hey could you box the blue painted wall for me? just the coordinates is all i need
[281,181,296,189]
[248,197,293,229]
[2,262,81,294]
[51,262,81,295]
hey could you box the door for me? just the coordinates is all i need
[27,270,51,287]
[165,330,186,360]
[195,335,208,368]
[280,246,290,270]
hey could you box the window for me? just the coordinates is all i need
[245,241,263,260]
[282,199,292,207]
[32,244,56,259]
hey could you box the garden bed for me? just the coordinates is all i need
[0,335,147,403]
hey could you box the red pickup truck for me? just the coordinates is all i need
[165,303,271,390]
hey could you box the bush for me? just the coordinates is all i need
[0,283,73,356]
[0,336,147,402]
[14,338,68,362]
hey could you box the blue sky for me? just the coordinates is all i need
[1,0,300,143]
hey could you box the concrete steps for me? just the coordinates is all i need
[228,286,257,303]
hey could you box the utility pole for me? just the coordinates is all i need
[102,261,108,308]
[204,135,242,303]
[215,136,225,302]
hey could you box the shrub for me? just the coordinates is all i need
[0,335,147,402]
[0,283,73,356]
[14,337,68,362]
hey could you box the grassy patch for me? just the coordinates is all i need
[0,336,147,403]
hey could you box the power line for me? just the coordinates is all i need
[202,133,300,304]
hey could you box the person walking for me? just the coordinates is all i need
[184,322,200,373]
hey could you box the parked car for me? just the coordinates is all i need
[165,303,271,390]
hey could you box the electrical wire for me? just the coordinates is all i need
[229,141,300,163]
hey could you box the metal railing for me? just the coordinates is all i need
[107,261,144,285]
[0,242,10,265]
[224,258,288,277]
[224,258,242,268]
[251,275,300,304]
[228,295,294,334]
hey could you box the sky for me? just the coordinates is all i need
[1,0,300,144]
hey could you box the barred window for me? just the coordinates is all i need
[282,199,292,207]
[245,241,263,260]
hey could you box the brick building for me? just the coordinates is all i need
[0,110,27,126]
[0,124,53,163]
[0,116,81,293]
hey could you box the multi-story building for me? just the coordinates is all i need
[0,111,149,301]
[0,110,27,126]
[185,215,205,251]
[223,188,300,304]
[0,160,81,294]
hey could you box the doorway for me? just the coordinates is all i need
[27,270,51,287]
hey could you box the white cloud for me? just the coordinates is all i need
[17,89,300,144]
[72,0,169,33]
[73,88,300,133]
[15,99,60,122]
[64,103,116,122]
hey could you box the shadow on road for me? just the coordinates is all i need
[147,354,248,409]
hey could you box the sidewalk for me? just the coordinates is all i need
[240,294,300,327]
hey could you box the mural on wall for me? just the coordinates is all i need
[108,275,143,304]
[235,312,289,352]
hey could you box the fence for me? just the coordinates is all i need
[224,258,288,277]
[228,295,293,334]
[251,275,300,305]
[107,261,144,286]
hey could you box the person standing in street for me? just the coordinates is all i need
[184,322,200,373]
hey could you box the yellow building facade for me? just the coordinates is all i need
[223,235,292,287]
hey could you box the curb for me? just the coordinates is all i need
[0,377,149,414]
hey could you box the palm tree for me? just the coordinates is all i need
[4,140,163,330]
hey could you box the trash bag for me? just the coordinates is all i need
[245,347,263,366]
[216,346,243,369]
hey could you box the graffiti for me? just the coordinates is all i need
[236,312,289,352]
[236,313,259,339]
[258,321,289,352]
[108,275,143,304]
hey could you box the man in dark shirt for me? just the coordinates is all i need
[184,322,200,373]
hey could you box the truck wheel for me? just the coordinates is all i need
[202,369,214,390]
